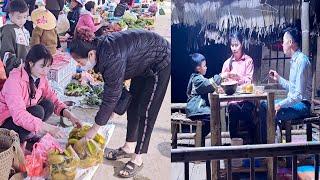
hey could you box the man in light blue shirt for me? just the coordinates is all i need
[259,27,312,144]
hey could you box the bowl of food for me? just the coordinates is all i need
[221,81,238,95]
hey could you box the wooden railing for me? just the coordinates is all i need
[171,142,320,180]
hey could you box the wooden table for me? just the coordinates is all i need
[209,92,275,180]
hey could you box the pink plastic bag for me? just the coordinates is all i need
[36,133,63,160]
[25,133,62,177]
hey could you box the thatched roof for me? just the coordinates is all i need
[172,0,319,47]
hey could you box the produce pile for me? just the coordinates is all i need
[82,85,104,106]
[48,146,80,180]
[48,125,107,179]
[68,125,106,168]
[65,83,90,96]
[118,11,155,30]
[72,70,104,84]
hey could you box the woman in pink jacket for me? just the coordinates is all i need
[0,44,82,144]
[220,31,256,144]
[76,1,100,34]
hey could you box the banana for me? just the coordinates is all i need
[52,172,67,180]
[48,155,65,165]
[68,138,78,145]
[86,140,97,156]
[93,134,106,146]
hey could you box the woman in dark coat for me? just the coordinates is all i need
[69,27,171,178]
[66,0,83,36]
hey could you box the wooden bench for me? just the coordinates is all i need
[171,102,232,148]
[171,112,203,148]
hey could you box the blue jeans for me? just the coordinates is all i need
[259,99,311,144]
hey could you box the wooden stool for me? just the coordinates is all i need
[280,114,320,143]
[171,113,203,148]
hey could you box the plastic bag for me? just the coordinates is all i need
[25,133,62,177]
[0,59,7,91]
[48,146,80,180]
[57,13,70,35]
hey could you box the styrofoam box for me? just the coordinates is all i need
[57,74,73,89]
[48,59,76,82]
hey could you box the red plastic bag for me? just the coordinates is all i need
[25,134,63,177]
[25,153,44,177]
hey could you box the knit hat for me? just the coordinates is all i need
[31,6,56,30]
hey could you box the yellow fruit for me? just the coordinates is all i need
[52,172,67,180]
[79,157,97,168]
[64,149,72,158]
[65,171,76,180]
[48,155,65,164]
[68,138,78,145]
[87,140,97,156]
[94,134,106,146]
[245,84,253,93]
[82,125,91,130]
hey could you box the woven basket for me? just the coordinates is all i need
[0,128,20,180]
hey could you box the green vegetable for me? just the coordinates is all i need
[65,83,91,96]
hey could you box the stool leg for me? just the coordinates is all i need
[307,122,312,141]
[195,121,202,147]
[285,121,292,143]
[285,121,292,168]
[171,123,178,149]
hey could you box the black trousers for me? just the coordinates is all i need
[0,99,54,142]
[126,64,170,154]
[228,101,255,144]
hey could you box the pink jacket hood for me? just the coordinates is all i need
[0,67,66,133]
[76,10,99,32]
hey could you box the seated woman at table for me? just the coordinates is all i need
[220,31,255,144]
[185,53,222,146]
[0,44,82,149]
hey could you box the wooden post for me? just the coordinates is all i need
[314,37,320,108]
[209,93,221,180]
[267,92,275,179]
[301,1,310,55]
[311,36,319,112]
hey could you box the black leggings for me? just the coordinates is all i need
[0,99,54,142]
[126,64,170,154]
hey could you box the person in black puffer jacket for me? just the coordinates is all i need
[69,27,170,178]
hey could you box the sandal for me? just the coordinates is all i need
[105,148,133,160]
[118,161,144,178]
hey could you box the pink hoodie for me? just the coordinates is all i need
[76,10,99,33]
[0,67,66,133]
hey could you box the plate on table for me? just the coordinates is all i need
[238,91,253,94]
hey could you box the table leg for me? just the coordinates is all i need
[267,92,275,179]
[209,93,221,180]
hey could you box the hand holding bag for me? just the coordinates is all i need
[114,86,132,115]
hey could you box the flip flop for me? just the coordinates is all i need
[105,148,133,160]
[118,161,144,178]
